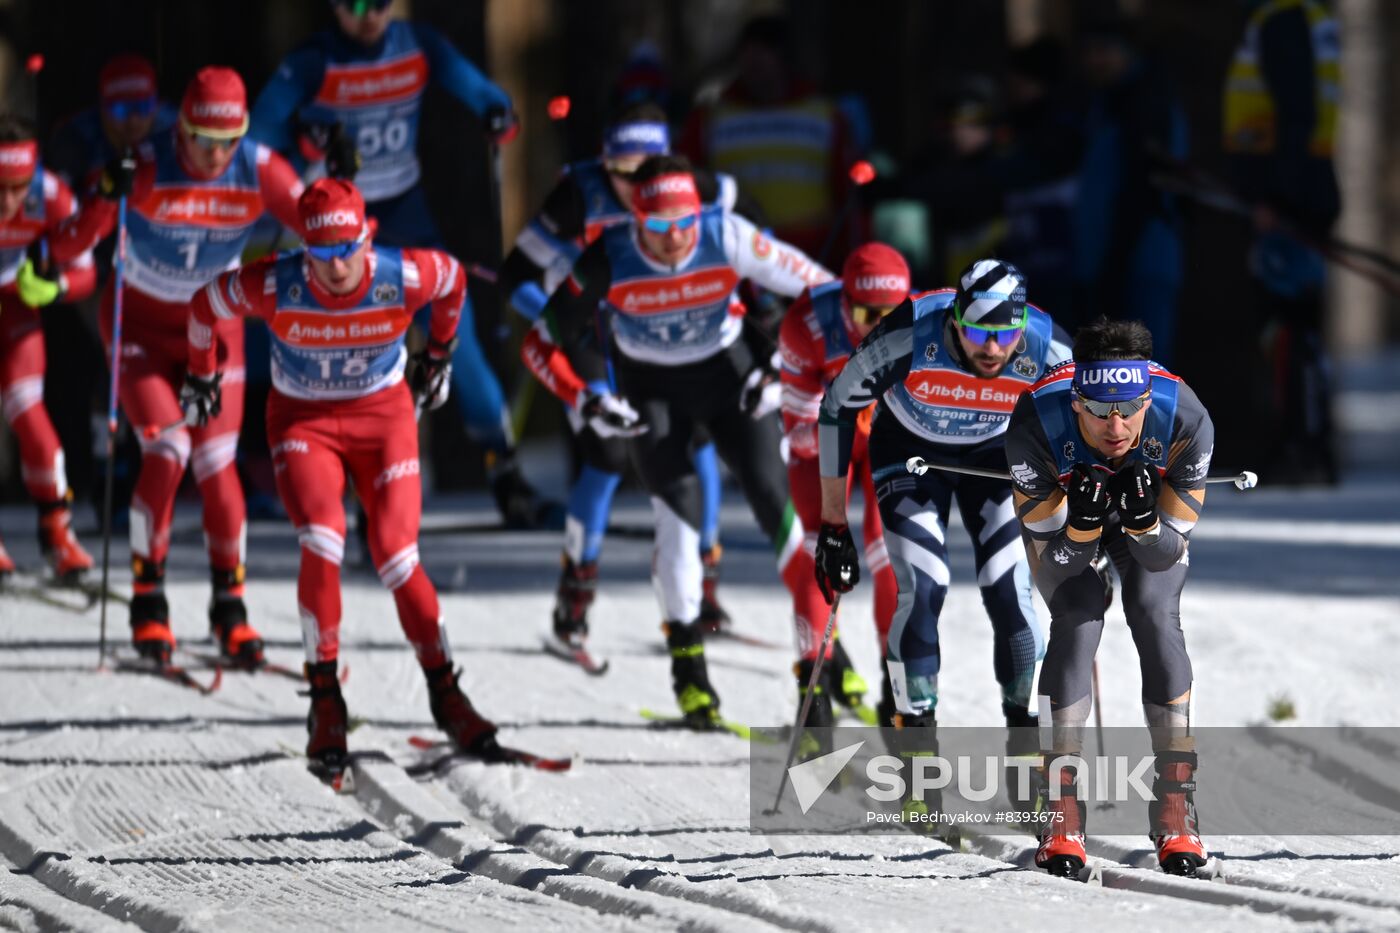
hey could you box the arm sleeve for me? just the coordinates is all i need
[498,172,587,315]
[1004,393,1100,588]
[817,299,914,478]
[41,175,96,301]
[402,248,466,349]
[47,150,157,263]
[778,294,825,458]
[249,46,324,156]
[523,240,612,406]
[189,260,278,376]
[1124,384,1214,571]
[255,144,307,232]
[722,212,834,299]
[414,23,511,117]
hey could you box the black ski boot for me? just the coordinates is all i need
[891,710,940,830]
[551,556,597,645]
[488,451,560,530]
[130,557,174,665]
[210,565,264,669]
[305,660,349,779]
[425,663,498,755]
[663,620,721,729]
[697,545,732,636]
[794,658,835,761]
[825,636,871,719]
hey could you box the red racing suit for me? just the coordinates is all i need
[190,246,465,666]
[778,281,896,650]
[0,168,96,513]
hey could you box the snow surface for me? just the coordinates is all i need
[0,357,1397,931]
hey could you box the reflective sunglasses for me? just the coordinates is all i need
[849,303,896,326]
[306,234,366,262]
[1074,389,1151,420]
[105,99,156,120]
[640,212,699,234]
[186,129,242,152]
[955,303,1026,347]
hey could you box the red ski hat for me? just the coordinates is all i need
[299,178,367,245]
[842,242,911,308]
[180,66,249,138]
[632,172,701,217]
[100,54,157,106]
[0,139,38,183]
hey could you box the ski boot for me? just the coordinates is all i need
[890,711,941,831]
[305,660,349,779]
[663,620,721,729]
[0,538,15,583]
[826,636,872,721]
[794,657,835,761]
[425,663,498,755]
[37,495,94,583]
[210,565,264,669]
[1035,762,1088,878]
[550,556,597,647]
[1003,702,1043,814]
[130,557,175,665]
[1150,750,1209,876]
[488,451,558,530]
[697,545,732,636]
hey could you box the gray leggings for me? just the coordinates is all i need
[1030,522,1193,725]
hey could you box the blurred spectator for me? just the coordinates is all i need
[678,15,862,260]
[997,37,1083,320]
[1224,0,1341,484]
[1071,15,1188,363]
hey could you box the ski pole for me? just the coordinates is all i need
[98,193,129,668]
[904,457,1259,491]
[816,160,877,268]
[769,592,843,814]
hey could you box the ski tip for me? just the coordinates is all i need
[1077,862,1103,885]
[407,734,440,750]
[339,664,351,685]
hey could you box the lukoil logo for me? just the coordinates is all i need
[190,101,243,119]
[788,744,1158,815]
[306,210,359,230]
[854,275,908,293]
[1078,367,1145,386]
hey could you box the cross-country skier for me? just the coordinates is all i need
[250,0,548,527]
[47,54,178,190]
[59,67,305,668]
[497,101,746,661]
[1005,317,1213,877]
[0,117,98,582]
[522,154,833,728]
[778,242,910,725]
[183,177,501,778]
[815,259,1067,789]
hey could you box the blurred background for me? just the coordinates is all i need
[0,0,1395,521]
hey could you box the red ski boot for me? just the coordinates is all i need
[1150,750,1209,876]
[1035,764,1088,878]
[425,664,497,755]
[38,498,94,582]
[305,661,349,781]
[210,565,264,669]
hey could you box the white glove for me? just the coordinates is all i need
[579,389,647,438]
[739,358,782,421]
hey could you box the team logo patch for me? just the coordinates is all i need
[1063,441,1075,461]
[751,230,773,259]
[288,284,302,302]
[1011,461,1037,488]
[1013,354,1038,378]
[924,343,939,362]
[372,282,399,303]
[1142,437,1164,461]
[1051,546,1072,565]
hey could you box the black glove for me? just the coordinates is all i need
[483,105,519,145]
[1108,462,1160,533]
[1065,463,1113,534]
[407,337,456,413]
[738,360,781,420]
[99,150,136,201]
[179,371,223,427]
[324,123,360,180]
[814,522,859,604]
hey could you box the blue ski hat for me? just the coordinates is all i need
[603,121,670,158]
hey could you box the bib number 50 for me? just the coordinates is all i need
[357,119,409,158]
